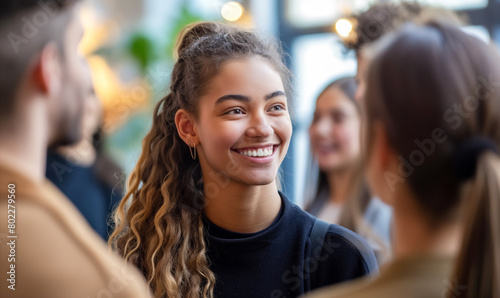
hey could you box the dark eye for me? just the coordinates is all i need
[331,111,346,124]
[334,116,344,124]
[226,108,244,115]
[269,104,285,112]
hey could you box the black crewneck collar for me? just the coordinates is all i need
[203,191,289,251]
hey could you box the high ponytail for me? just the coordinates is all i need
[175,22,224,54]
[109,21,291,298]
[451,152,500,298]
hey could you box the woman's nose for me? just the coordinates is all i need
[246,112,273,139]
[312,117,332,137]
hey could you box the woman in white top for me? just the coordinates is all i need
[306,77,392,262]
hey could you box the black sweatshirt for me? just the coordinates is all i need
[203,192,378,298]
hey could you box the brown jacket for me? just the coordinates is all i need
[304,254,455,298]
[0,161,152,297]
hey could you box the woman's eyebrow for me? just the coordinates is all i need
[215,94,249,104]
[265,90,286,100]
[215,90,286,105]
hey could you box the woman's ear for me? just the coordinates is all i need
[367,121,400,204]
[175,109,198,146]
[372,122,395,170]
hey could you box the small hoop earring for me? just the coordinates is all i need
[189,141,197,160]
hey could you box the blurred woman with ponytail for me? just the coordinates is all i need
[109,21,376,298]
[307,21,500,298]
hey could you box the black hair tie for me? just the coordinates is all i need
[453,136,498,181]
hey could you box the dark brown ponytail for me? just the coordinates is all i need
[364,21,500,297]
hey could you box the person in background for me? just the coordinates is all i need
[46,79,124,240]
[306,21,500,298]
[0,1,151,297]
[110,21,377,298]
[305,76,392,262]
[343,2,464,103]
[305,0,465,265]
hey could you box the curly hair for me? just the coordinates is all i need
[108,21,291,298]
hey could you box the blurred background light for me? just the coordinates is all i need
[221,1,244,22]
[335,18,353,37]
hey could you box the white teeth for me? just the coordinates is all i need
[238,146,274,157]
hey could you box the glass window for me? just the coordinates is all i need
[286,0,371,28]
[494,25,500,46]
[398,0,487,10]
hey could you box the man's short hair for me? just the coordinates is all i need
[343,2,465,51]
[0,0,78,116]
[0,0,76,18]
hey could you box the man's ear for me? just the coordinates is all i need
[33,42,62,96]
[175,109,198,146]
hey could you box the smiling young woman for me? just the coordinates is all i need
[109,21,377,298]
[305,77,392,263]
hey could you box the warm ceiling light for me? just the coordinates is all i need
[221,2,244,22]
[335,18,353,37]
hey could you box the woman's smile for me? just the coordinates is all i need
[231,144,280,163]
